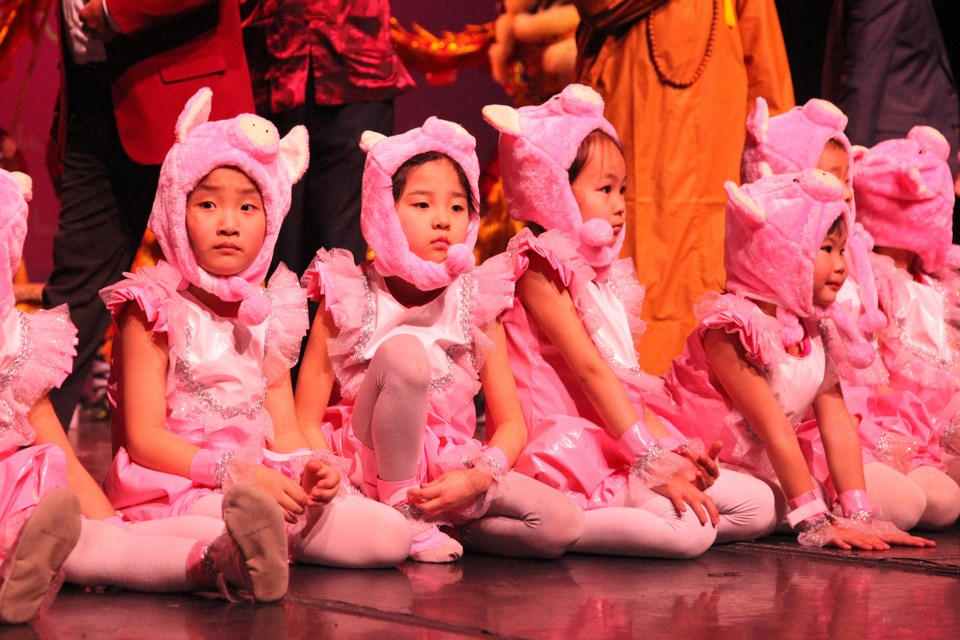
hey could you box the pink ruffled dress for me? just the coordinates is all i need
[664,292,826,481]
[844,253,960,470]
[101,261,307,521]
[503,230,683,510]
[303,248,516,495]
[0,305,77,558]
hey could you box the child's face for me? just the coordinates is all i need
[186,167,266,276]
[816,143,852,207]
[571,137,626,244]
[813,227,847,305]
[395,158,470,264]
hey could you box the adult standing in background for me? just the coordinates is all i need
[573,0,794,374]
[242,0,414,274]
[822,0,959,236]
[45,0,254,429]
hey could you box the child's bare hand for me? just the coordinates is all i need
[819,525,936,551]
[253,465,308,523]
[301,459,340,506]
[652,469,720,526]
[407,469,494,516]
[679,440,722,490]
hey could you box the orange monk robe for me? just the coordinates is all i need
[575,0,794,374]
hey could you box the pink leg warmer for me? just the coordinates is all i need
[458,472,583,559]
[350,334,430,482]
[288,495,412,568]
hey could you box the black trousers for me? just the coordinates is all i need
[44,69,159,429]
[267,98,394,275]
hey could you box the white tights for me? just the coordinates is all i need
[188,492,411,568]
[62,517,217,591]
[864,462,959,530]
[570,470,776,559]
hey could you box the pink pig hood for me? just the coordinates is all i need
[360,116,480,291]
[149,88,309,325]
[741,97,853,183]
[0,169,31,312]
[725,170,874,367]
[740,96,885,335]
[483,84,624,268]
[854,125,959,274]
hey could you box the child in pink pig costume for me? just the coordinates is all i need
[102,89,413,570]
[485,84,777,559]
[0,168,301,620]
[295,117,583,563]
[662,160,934,549]
[853,126,960,514]
[743,99,960,530]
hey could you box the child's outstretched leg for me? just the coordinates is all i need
[352,334,461,563]
[457,472,583,559]
[568,488,716,559]
[63,484,288,602]
[0,489,81,624]
[862,462,926,530]
[906,465,960,530]
[707,470,778,543]
[288,495,412,568]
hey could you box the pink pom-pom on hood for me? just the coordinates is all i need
[854,125,959,274]
[360,116,480,291]
[483,84,625,268]
[0,169,31,313]
[149,88,309,325]
[724,169,873,366]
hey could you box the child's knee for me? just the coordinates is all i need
[908,466,960,530]
[375,334,430,392]
[864,462,926,530]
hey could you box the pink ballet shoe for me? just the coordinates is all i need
[0,489,81,624]
[188,483,288,603]
[409,524,463,564]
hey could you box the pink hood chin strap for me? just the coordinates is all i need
[359,118,480,292]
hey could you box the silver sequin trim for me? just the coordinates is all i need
[0,312,30,434]
[174,322,265,421]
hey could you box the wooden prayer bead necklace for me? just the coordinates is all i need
[645,0,719,89]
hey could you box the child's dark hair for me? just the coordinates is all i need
[568,129,623,184]
[827,214,847,240]
[391,151,478,214]
[823,138,846,153]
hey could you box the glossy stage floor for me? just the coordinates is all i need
[10,418,960,639]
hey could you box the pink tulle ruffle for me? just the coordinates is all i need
[261,264,308,385]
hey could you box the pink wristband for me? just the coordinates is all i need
[617,420,658,459]
[787,490,819,510]
[189,449,219,487]
[660,437,684,452]
[482,445,509,473]
[786,493,829,529]
[838,489,873,517]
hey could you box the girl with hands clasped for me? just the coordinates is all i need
[102,89,412,572]
[483,85,777,559]
[1,169,295,622]
[663,161,934,551]
[296,117,583,563]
